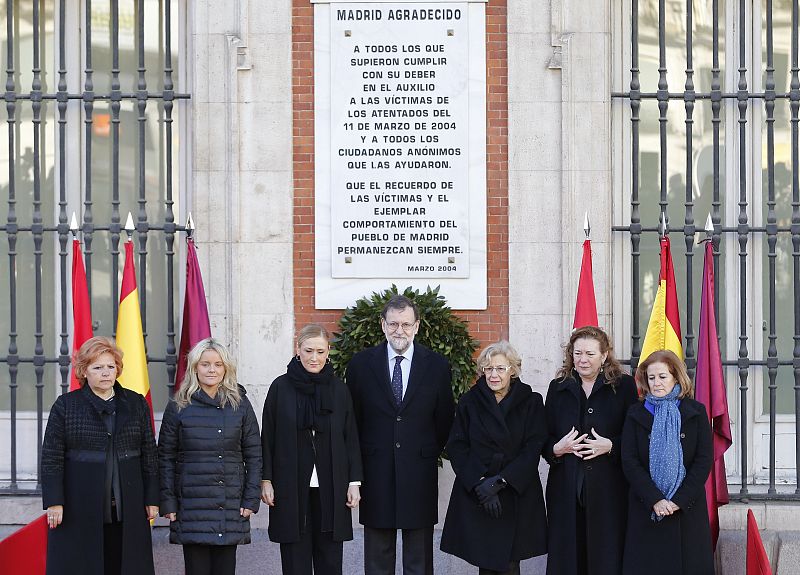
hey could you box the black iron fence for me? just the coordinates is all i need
[613,0,800,499]
[0,0,189,493]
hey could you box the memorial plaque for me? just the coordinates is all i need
[314,0,487,307]
[330,4,470,278]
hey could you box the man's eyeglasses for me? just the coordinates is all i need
[483,366,510,375]
[385,321,416,333]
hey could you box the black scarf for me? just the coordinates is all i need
[286,357,334,433]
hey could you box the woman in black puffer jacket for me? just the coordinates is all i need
[159,338,262,575]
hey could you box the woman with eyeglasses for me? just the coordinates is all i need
[440,341,547,575]
[542,326,638,575]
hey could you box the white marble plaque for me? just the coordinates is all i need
[315,0,487,308]
[330,4,470,278]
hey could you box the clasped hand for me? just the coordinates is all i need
[553,427,612,460]
[474,475,505,519]
[652,499,680,518]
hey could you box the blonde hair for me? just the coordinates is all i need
[174,338,241,410]
[297,324,330,348]
[73,337,124,386]
[476,341,522,379]
[635,349,694,399]
[555,326,625,384]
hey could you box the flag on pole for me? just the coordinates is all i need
[640,236,683,363]
[695,239,732,551]
[746,509,773,575]
[0,514,47,575]
[70,238,93,391]
[573,238,599,329]
[175,236,211,390]
[117,239,154,430]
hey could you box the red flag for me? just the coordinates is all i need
[70,239,93,391]
[573,239,599,329]
[695,240,732,551]
[0,514,47,575]
[746,509,772,575]
[175,237,211,389]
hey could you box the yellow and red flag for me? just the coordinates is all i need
[117,239,154,430]
[640,236,683,363]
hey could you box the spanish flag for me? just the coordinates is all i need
[640,236,683,363]
[117,239,154,430]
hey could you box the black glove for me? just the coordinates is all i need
[474,475,506,504]
[480,493,502,518]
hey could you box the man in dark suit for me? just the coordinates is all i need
[345,295,455,575]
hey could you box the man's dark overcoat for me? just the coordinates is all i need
[621,398,714,575]
[261,372,362,543]
[542,372,638,575]
[158,386,262,546]
[345,342,454,529]
[440,378,547,572]
[41,383,159,575]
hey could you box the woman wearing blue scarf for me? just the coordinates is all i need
[621,350,714,574]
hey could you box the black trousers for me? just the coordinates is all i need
[575,499,588,575]
[364,525,433,575]
[183,544,238,575]
[103,520,124,575]
[478,561,520,575]
[280,487,343,575]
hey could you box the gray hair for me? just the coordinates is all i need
[476,341,522,378]
[381,295,419,321]
[174,338,241,410]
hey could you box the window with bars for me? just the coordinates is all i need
[0,0,189,493]
[614,0,800,497]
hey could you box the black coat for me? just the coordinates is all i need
[261,372,363,543]
[440,378,547,572]
[621,398,714,575]
[158,386,262,546]
[41,383,159,575]
[543,372,638,575]
[345,342,455,529]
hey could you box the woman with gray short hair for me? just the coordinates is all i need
[440,341,547,575]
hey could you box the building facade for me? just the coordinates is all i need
[0,0,798,571]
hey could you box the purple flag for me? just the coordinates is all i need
[175,237,211,389]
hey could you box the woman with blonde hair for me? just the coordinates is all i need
[261,324,362,575]
[159,338,262,575]
[621,349,713,574]
[543,326,638,575]
[41,336,159,575]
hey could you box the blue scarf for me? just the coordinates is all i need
[646,386,685,522]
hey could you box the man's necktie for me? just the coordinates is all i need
[391,356,404,405]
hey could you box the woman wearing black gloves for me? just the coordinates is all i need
[543,326,638,575]
[261,324,362,575]
[441,341,547,575]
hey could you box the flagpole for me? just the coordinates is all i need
[583,211,590,239]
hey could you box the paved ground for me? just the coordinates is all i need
[152,528,549,574]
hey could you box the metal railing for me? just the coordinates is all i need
[613,0,800,500]
[0,0,189,494]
